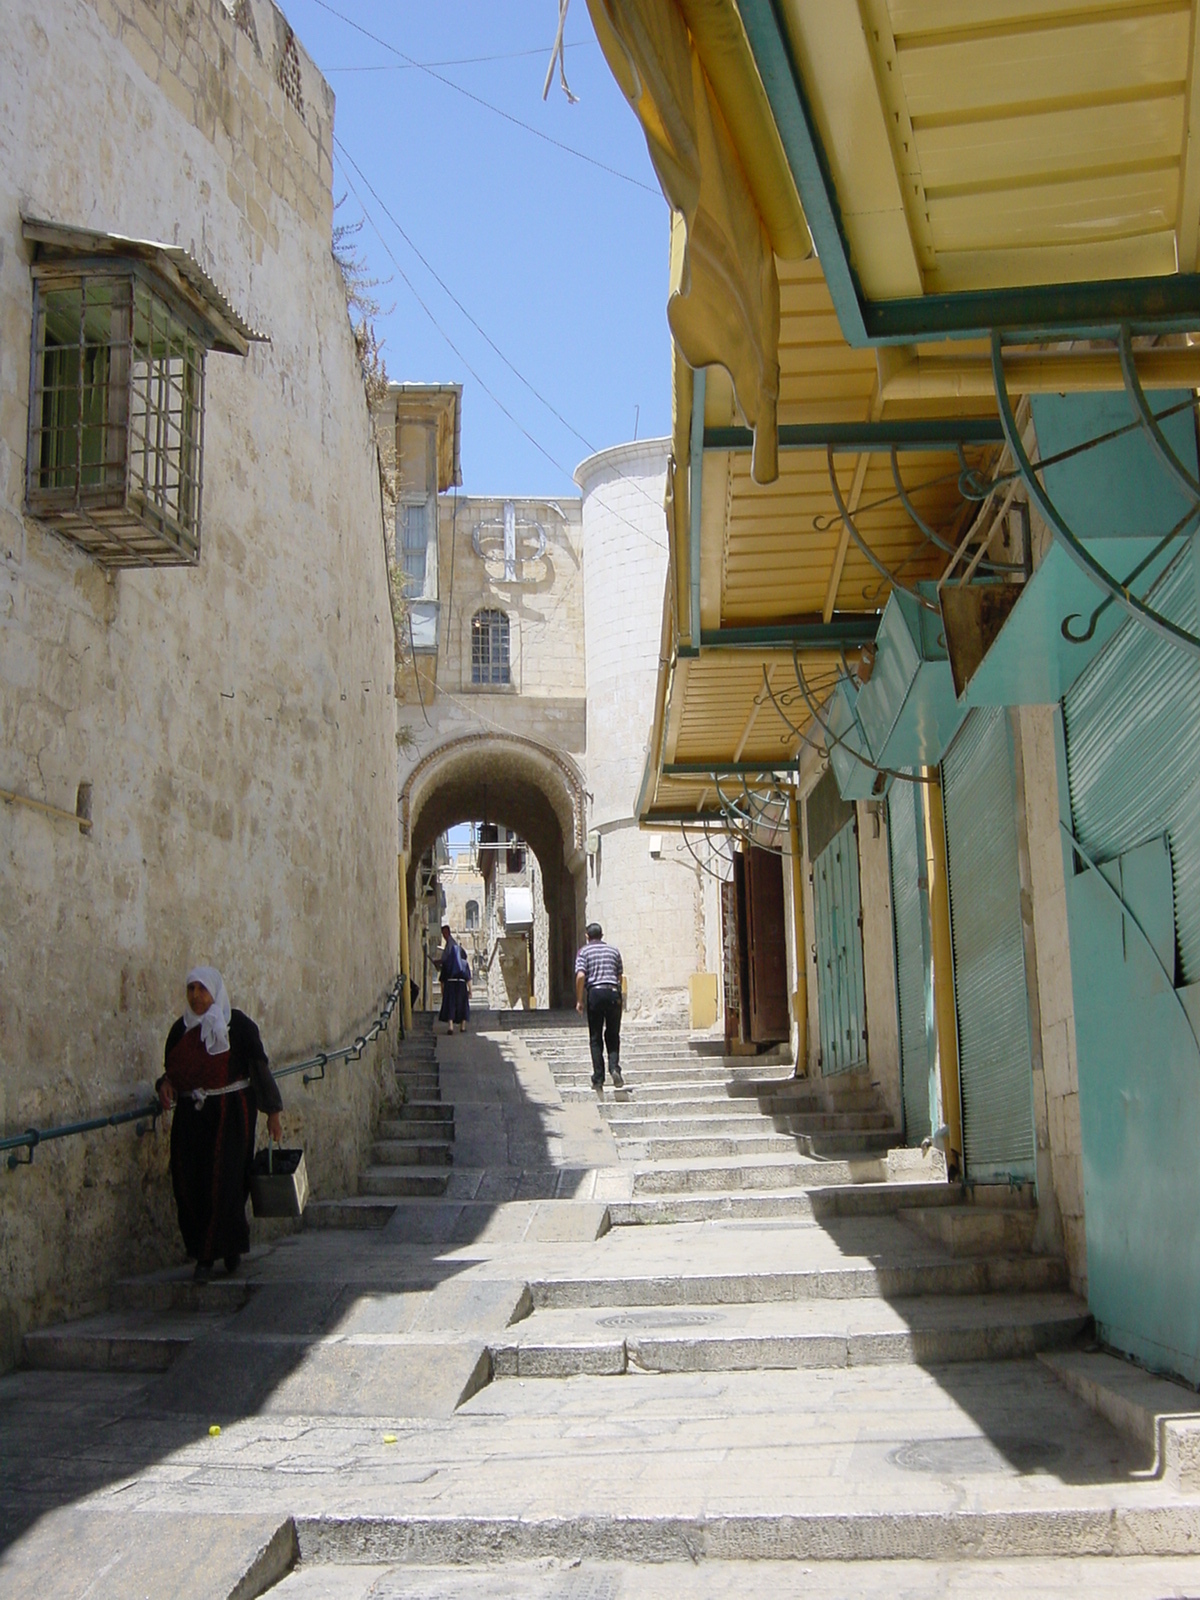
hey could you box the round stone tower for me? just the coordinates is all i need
[575,439,703,1022]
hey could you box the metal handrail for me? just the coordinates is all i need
[1,974,406,1170]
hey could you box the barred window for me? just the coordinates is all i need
[465,899,479,930]
[27,268,205,566]
[399,499,429,593]
[471,609,510,685]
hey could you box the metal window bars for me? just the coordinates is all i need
[26,266,205,566]
[1,976,404,1171]
[471,608,511,685]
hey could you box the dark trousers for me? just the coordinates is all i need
[587,988,622,1083]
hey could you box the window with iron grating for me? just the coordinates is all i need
[471,608,510,685]
[27,267,205,567]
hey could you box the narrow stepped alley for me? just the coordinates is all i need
[3,1016,1200,1599]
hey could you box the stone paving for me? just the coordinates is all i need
[2,1016,1199,1598]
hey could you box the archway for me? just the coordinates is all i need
[401,734,587,1009]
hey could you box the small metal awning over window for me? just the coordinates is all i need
[22,217,266,354]
[503,887,533,928]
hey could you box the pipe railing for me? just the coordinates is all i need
[1,974,406,1170]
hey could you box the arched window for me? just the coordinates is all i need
[471,609,510,685]
[465,899,479,930]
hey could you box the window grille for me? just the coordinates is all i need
[399,500,428,593]
[278,27,303,112]
[471,609,510,685]
[27,268,205,566]
[507,843,526,874]
[465,900,479,929]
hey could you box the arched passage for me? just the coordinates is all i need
[401,734,587,1009]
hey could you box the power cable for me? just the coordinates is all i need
[310,0,660,196]
[334,148,671,553]
[327,44,591,72]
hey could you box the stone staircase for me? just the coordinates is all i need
[480,1022,1087,1382]
[306,1013,454,1225]
[13,1012,1200,1598]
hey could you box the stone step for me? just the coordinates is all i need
[601,1097,769,1121]
[609,1179,960,1226]
[370,1139,453,1167]
[616,1133,853,1161]
[902,1205,1039,1257]
[22,1309,228,1372]
[561,1079,793,1103]
[378,1115,455,1140]
[304,1196,397,1228]
[630,1154,890,1195]
[382,1099,452,1123]
[358,1166,451,1197]
[527,1253,1067,1310]
[608,1113,894,1141]
[625,1131,894,1164]
[292,1509,1200,1568]
[110,1271,254,1314]
[490,1291,1091,1378]
[605,1115,800,1139]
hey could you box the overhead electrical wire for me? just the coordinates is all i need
[310,0,660,196]
[333,147,670,555]
[326,45,589,72]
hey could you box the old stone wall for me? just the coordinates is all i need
[576,440,705,1023]
[0,0,399,1365]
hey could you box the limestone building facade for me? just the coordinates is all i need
[0,0,400,1363]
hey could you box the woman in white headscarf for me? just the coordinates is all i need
[157,966,282,1282]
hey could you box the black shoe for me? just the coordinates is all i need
[592,1079,604,1097]
[193,1261,213,1284]
[224,1253,241,1276]
[610,1068,624,1088]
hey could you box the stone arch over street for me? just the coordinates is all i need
[401,733,587,1009]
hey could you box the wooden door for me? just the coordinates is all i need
[745,846,790,1044]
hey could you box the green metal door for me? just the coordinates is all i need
[813,814,868,1076]
[1061,547,1200,1382]
[888,780,934,1144]
[942,707,1036,1183]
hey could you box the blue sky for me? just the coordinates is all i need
[282,0,672,497]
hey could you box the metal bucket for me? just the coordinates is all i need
[249,1143,308,1218]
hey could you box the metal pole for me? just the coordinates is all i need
[923,768,963,1175]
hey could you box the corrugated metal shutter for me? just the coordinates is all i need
[1063,552,1200,982]
[888,781,932,1144]
[813,815,868,1076]
[942,708,1036,1182]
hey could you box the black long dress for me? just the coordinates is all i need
[158,1010,282,1264]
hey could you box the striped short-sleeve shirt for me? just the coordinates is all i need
[575,939,623,993]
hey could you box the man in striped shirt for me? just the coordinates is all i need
[575,922,624,1093]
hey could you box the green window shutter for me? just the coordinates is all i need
[813,815,868,1076]
[1064,552,1200,983]
[943,708,1036,1183]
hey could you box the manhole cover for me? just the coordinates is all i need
[890,1435,1063,1475]
[596,1309,723,1329]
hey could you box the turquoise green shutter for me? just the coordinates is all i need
[1064,554,1200,981]
[942,708,1036,1183]
[813,815,868,1076]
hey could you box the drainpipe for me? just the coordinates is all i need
[398,854,413,1034]
[923,769,963,1176]
[788,788,808,1076]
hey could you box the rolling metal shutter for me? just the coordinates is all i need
[888,781,933,1144]
[813,815,868,1076]
[942,708,1036,1182]
[1063,552,1200,983]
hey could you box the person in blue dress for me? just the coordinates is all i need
[437,922,471,1031]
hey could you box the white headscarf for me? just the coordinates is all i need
[184,965,232,1055]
